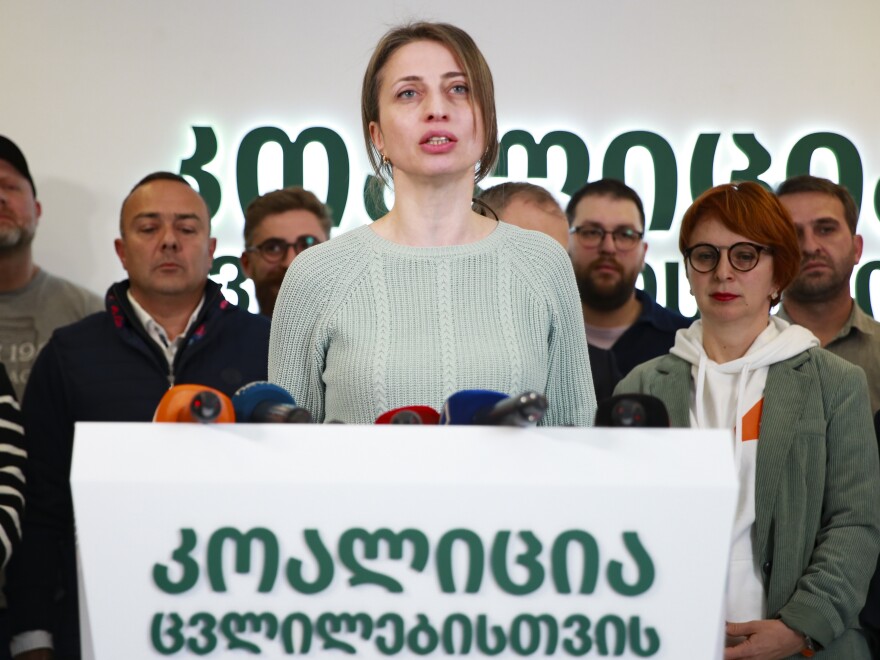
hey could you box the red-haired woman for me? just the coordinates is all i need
[616,182,880,659]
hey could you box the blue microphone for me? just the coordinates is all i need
[440,390,548,426]
[232,382,312,423]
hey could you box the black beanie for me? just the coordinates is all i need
[0,136,36,197]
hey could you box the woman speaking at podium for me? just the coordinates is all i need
[269,22,595,425]
[616,182,880,659]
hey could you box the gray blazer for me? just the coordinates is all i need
[616,347,880,658]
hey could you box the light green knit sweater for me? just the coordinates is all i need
[269,222,596,425]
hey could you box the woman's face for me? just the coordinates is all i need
[369,40,485,183]
[685,216,778,330]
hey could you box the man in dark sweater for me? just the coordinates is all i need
[6,173,270,660]
[566,179,692,376]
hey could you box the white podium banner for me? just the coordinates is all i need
[71,423,737,658]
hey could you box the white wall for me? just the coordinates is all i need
[2,0,879,314]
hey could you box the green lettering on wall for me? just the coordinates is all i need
[236,126,349,226]
[691,133,773,198]
[641,264,657,300]
[855,261,880,315]
[180,126,222,218]
[786,132,863,209]
[603,131,677,231]
[730,134,772,190]
[664,261,684,315]
[875,177,880,228]
[209,255,249,310]
[494,130,589,195]
[690,133,721,201]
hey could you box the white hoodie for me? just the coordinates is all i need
[670,316,818,623]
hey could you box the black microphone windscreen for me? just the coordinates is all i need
[476,391,548,427]
[595,394,670,428]
[390,409,423,424]
[190,391,223,423]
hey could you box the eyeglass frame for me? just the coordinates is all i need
[245,235,323,263]
[683,242,773,273]
[568,224,645,251]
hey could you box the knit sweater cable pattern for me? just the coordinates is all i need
[269,223,596,425]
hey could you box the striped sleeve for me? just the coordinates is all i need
[0,364,24,569]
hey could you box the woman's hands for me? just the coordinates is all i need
[724,619,807,660]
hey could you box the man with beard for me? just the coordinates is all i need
[0,136,102,401]
[776,175,880,413]
[0,137,100,657]
[240,187,331,316]
[566,179,691,377]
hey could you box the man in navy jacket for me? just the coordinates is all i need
[566,178,692,377]
[6,173,270,660]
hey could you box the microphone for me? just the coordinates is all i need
[375,406,441,425]
[595,394,670,427]
[232,381,313,423]
[153,385,235,423]
[440,390,548,426]
[475,391,548,426]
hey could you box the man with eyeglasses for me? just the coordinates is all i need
[240,187,332,316]
[566,179,691,377]
[6,172,270,660]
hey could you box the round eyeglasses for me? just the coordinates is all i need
[569,225,644,251]
[246,236,322,263]
[684,242,772,273]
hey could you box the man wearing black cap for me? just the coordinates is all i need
[0,139,102,659]
[0,136,103,401]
